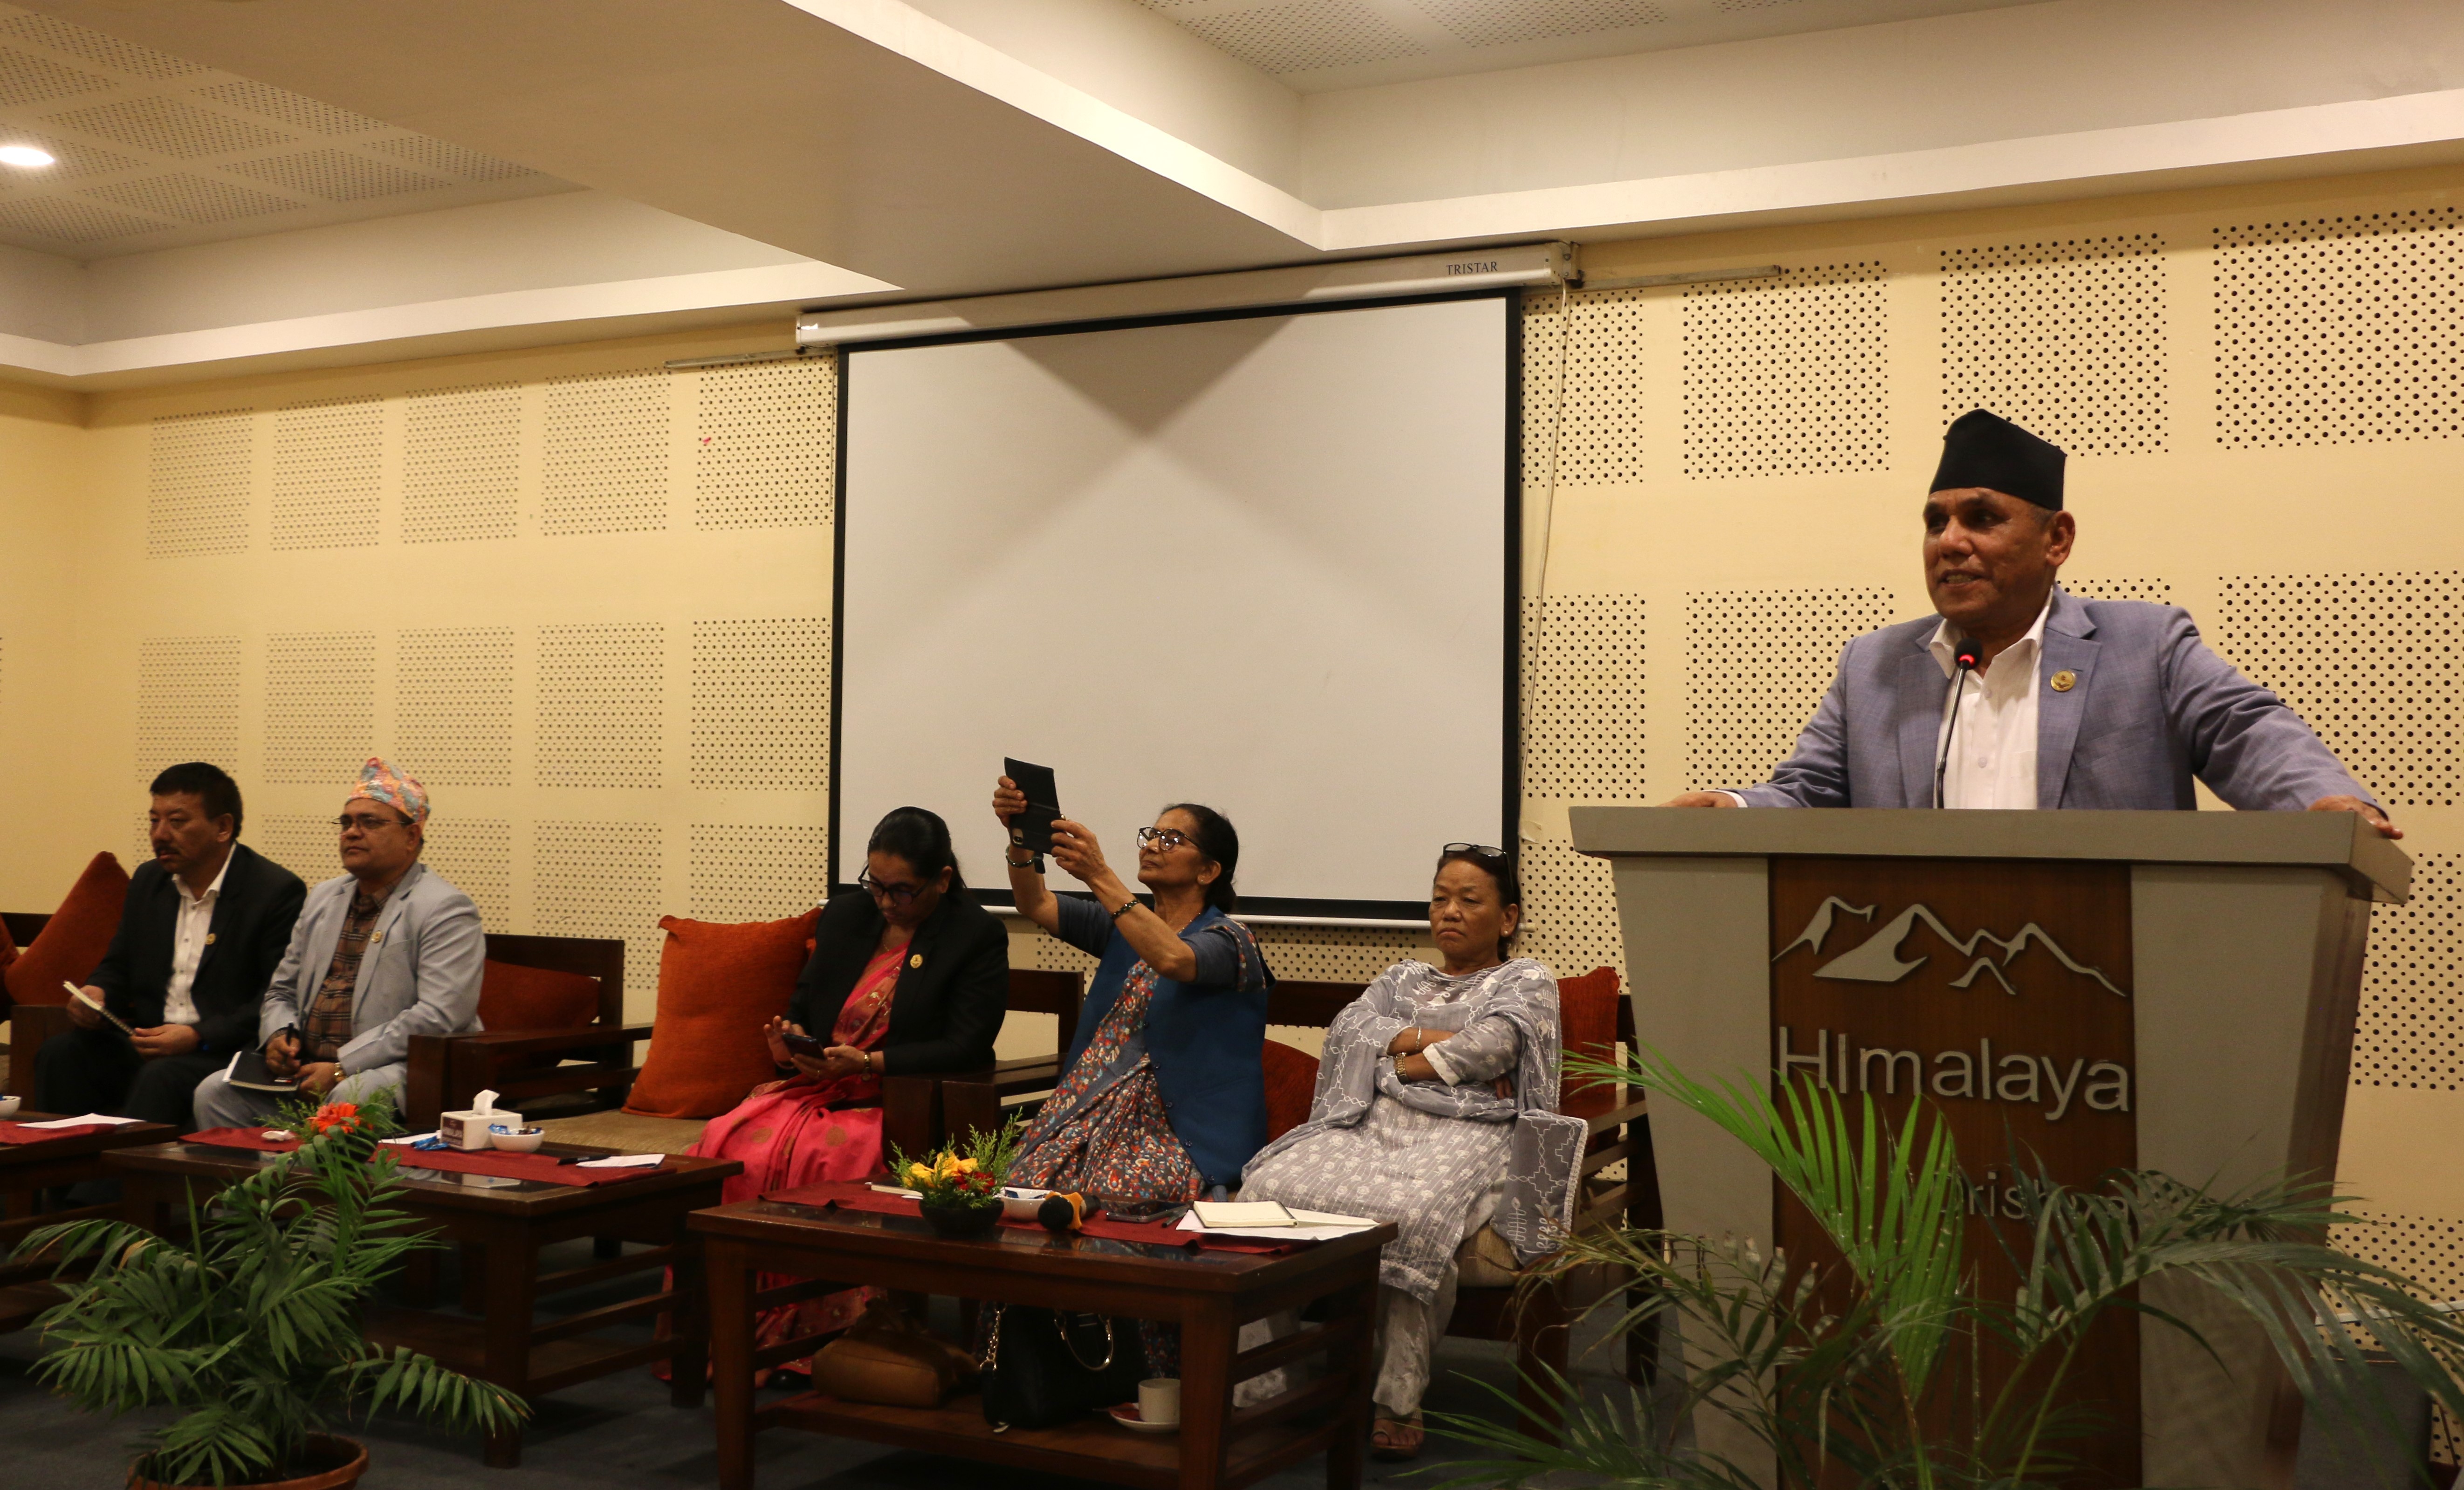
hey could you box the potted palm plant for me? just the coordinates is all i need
[13,1095,524,1489]
[1435,1046,2464,1490]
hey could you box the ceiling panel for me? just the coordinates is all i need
[0,1,571,258]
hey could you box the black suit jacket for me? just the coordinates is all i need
[88,843,307,1058]
[790,890,1008,1076]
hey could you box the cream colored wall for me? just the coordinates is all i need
[3,162,2459,1328]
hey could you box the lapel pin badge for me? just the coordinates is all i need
[908,953,923,969]
[2049,670,2077,693]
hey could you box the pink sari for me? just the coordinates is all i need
[685,944,904,1371]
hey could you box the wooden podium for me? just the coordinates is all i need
[1571,808,2411,1490]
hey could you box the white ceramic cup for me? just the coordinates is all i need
[0,1095,20,1118]
[1138,1377,1181,1427]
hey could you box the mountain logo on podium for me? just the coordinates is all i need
[1776,896,2129,998]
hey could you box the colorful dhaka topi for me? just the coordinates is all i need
[346,756,429,824]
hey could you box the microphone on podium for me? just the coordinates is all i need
[1933,638,1983,810]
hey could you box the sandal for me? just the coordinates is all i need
[1371,1415,1425,1461]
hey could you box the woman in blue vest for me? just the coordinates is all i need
[993,778,1272,1211]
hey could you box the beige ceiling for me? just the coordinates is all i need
[0,2,570,259]
[1135,0,2045,88]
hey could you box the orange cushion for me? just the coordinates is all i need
[1555,965,1623,1122]
[0,916,16,975]
[478,959,602,1032]
[3,853,130,1008]
[625,909,819,1119]
[1262,1038,1320,1142]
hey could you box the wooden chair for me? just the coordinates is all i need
[1261,966,1657,1438]
[403,933,635,1132]
[988,968,1083,1099]
[1,911,51,947]
[5,912,66,1099]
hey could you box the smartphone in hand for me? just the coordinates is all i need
[1004,758,1061,855]
[780,1031,827,1058]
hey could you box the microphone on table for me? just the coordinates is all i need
[1933,637,1983,810]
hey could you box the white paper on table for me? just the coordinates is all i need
[20,1113,146,1128]
[575,1152,664,1169]
[380,1132,441,1146]
[867,1183,924,1199]
[1177,1207,1379,1241]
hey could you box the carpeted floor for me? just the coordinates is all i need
[0,1233,1664,1490]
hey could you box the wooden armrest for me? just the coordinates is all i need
[437,1023,653,1059]
[1583,1098,1648,1138]
[405,1023,655,1129]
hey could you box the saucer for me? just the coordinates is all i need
[1106,1403,1177,1435]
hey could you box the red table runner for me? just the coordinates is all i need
[178,1128,664,1186]
[762,1180,1297,1255]
[0,1120,123,1144]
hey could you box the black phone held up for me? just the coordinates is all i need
[1004,757,1061,856]
[781,1031,826,1057]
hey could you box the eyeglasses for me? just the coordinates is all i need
[1441,842,1509,861]
[858,870,929,905]
[336,812,408,833]
[1136,827,1194,851]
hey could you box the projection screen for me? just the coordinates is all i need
[834,292,1514,920]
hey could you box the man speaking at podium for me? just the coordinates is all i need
[1664,409,2397,838]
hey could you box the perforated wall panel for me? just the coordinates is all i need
[269,396,381,550]
[261,630,374,785]
[535,623,664,789]
[396,627,514,788]
[1517,838,1625,981]
[1252,924,1425,983]
[1522,286,1648,486]
[2354,852,2463,1091]
[423,817,511,929]
[1525,592,1647,800]
[2329,1212,2464,1456]
[1685,588,1897,790]
[148,408,252,558]
[1940,236,2166,455]
[688,825,828,921]
[2060,577,2173,604]
[2210,571,2461,809]
[403,382,520,543]
[251,812,335,889]
[134,635,240,782]
[2214,210,2464,447]
[695,357,834,529]
[1682,263,1888,479]
[534,820,664,986]
[689,618,826,790]
[542,369,669,535]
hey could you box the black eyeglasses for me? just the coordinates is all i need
[336,812,409,833]
[1137,827,1194,851]
[1441,842,1509,861]
[858,870,929,905]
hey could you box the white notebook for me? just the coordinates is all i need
[1192,1200,1297,1229]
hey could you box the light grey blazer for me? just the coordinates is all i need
[1732,587,2378,812]
[258,860,484,1078]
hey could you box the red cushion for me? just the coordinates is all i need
[477,959,602,1032]
[625,909,819,1119]
[0,916,16,975]
[1262,1038,1320,1142]
[1555,966,1623,1122]
[3,853,130,1008]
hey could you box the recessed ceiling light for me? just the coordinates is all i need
[0,145,56,169]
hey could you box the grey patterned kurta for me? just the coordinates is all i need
[1239,958,1585,1302]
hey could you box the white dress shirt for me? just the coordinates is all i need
[164,849,233,1026]
[1928,597,2051,810]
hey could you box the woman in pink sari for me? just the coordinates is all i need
[690,806,1008,1360]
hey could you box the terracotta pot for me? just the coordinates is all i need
[919,1196,1003,1240]
[130,1434,369,1490]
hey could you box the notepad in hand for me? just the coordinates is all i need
[1192,1200,1297,1229]
[222,1050,301,1094]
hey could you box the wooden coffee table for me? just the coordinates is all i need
[0,1114,178,1334]
[109,1138,741,1467]
[692,1199,1395,1490]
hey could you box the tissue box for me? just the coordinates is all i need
[439,1108,519,1150]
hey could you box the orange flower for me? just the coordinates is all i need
[310,1102,361,1134]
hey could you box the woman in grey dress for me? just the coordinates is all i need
[1239,845,1584,1460]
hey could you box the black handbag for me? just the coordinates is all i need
[977,1305,1146,1431]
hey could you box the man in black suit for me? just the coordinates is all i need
[36,762,306,1126]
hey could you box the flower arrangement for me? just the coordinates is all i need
[888,1118,1024,1236]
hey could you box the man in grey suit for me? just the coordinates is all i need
[1666,410,2397,837]
[193,757,483,1127]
